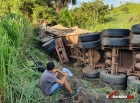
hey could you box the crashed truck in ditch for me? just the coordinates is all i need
[38,24,140,94]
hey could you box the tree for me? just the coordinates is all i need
[0,0,77,24]
[58,8,74,27]
[110,4,114,11]
[54,0,77,13]
[60,0,109,28]
[121,7,129,13]
[120,1,122,5]
[0,0,57,24]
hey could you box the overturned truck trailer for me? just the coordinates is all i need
[39,24,140,92]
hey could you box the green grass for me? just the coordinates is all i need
[108,3,140,20]
[0,13,47,103]
[84,3,140,32]
[80,80,138,103]
[113,3,140,14]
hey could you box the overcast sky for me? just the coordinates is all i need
[69,0,140,9]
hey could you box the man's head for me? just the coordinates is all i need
[47,62,55,70]
[44,20,47,23]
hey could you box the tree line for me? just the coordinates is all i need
[0,0,111,28]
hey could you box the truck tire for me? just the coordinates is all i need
[100,70,127,85]
[41,36,54,43]
[100,80,126,90]
[78,33,100,42]
[79,39,101,49]
[83,76,99,82]
[46,45,55,53]
[127,76,140,93]
[82,67,101,78]
[101,38,129,46]
[42,39,55,49]
[102,29,130,37]
[131,24,140,34]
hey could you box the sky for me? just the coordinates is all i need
[69,0,140,9]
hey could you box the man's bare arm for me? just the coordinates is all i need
[53,69,67,76]
[56,72,68,85]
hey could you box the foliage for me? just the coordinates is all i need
[0,0,57,24]
[0,13,47,103]
[0,13,32,48]
[0,0,21,15]
[58,0,109,28]
[110,4,114,11]
[0,0,76,25]
[121,7,129,13]
[57,2,140,30]
[57,9,74,27]
[113,3,140,14]
[1,1,140,30]
[84,3,140,32]
[32,5,56,25]
[0,0,110,28]
[54,0,77,13]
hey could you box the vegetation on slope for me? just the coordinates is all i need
[58,2,140,31]
[83,3,140,31]
[106,3,140,25]
[1,0,139,31]
[0,13,47,103]
[0,1,140,103]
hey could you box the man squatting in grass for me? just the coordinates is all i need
[40,62,80,98]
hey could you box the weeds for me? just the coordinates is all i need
[0,13,46,103]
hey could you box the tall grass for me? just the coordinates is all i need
[0,25,18,102]
[0,13,32,48]
[0,13,46,103]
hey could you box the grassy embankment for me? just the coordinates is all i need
[85,3,140,32]
[0,13,47,103]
